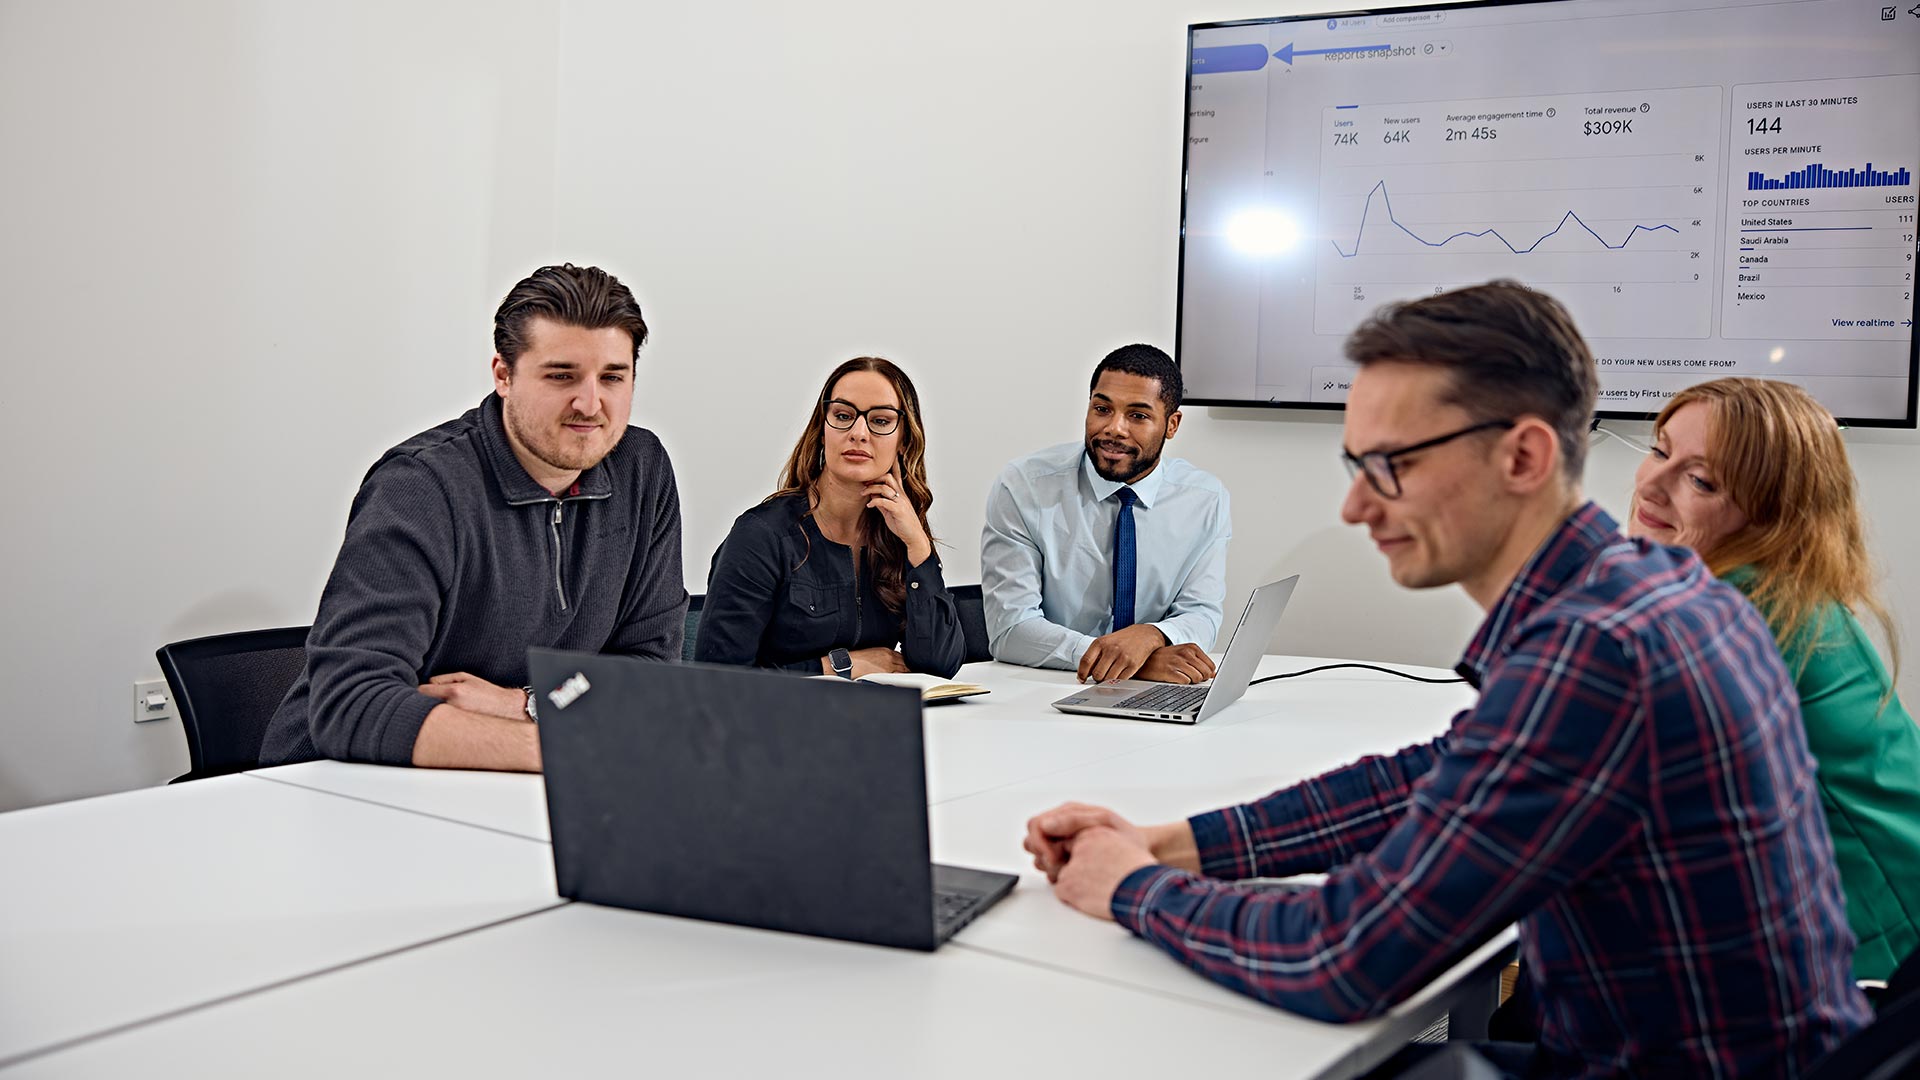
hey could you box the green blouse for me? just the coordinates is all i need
[1726,566,1920,981]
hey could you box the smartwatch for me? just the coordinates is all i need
[829,648,853,679]
[522,686,539,723]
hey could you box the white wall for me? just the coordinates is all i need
[0,0,564,808]
[552,0,1920,668]
[3,0,1915,811]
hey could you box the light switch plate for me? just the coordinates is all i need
[134,679,176,725]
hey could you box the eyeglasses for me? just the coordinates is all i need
[823,399,903,437]
[1342,419,1516,499]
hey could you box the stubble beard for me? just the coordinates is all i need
[1088,438,1161,484]
[505,401,624,474]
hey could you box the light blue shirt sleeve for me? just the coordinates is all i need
[1147,484,1230,650]
[981,465,1095,670]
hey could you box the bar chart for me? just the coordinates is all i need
[1748,163,1913,192]
[1723,74,1918,342]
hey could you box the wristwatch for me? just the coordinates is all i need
[522,686,539,723]
[829,648,853,679]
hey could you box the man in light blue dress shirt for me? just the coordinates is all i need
[981,345,1231,684]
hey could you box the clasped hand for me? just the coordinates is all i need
[1021,802,1160,919]
[1078,625,1218,685]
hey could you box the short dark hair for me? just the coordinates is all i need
[493,264,648,368]
[1090,344,1182,413]
[1344,280,1596,479]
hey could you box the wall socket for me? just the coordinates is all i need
[134,679,176,726]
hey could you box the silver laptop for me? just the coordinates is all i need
[1051,576,1298,724]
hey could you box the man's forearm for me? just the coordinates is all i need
[992,615,1094,670]
[1189,735,1449,880]
[410,703,541,772]
[1150,609,1221,652]
[1146,820,1201,873]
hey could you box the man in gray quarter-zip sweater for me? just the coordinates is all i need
[258,264,687,772]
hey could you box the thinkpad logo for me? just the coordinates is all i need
[547,671,591,710]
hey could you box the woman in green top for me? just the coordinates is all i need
[1628,377,1920,980]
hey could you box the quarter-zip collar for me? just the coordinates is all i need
[477,392,617,506]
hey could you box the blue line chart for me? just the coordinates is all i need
[1330,180,1680,257]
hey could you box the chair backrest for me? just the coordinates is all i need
[1397,1044,1506,1080]
[682,594,705,663]
[1808,991,1920,1079]
[156,626,310,781]
[1885,941,1920,1009]
[948,584,993,665]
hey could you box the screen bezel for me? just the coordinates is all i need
[1173,0,1920,428]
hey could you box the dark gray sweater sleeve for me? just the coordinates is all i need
[302,456,454,765]
[902,556,965,679]
[604,439,689,660]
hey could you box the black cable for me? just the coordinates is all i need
[1249,662,1465,686]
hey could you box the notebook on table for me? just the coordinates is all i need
[815,670,989,704]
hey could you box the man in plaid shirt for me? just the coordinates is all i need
[1024,281,1869,1077]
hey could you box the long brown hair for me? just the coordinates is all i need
[1652,378,1899,686]
[766,358,934,616]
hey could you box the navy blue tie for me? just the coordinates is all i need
[1112,487,1138,631]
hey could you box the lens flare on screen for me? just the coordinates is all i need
[1225,209,1300,256]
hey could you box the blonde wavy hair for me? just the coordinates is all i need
[1652,378,1898,686]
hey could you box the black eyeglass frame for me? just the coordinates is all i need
[822,398,904,436]
[1341,419,1517,499]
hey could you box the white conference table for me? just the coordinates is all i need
[1,656,1510,1079]
[0,773,559,1068]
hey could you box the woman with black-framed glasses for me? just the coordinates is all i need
[695,357,966,679]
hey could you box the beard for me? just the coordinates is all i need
[1086,436,1162,483]
[504,401,624,474]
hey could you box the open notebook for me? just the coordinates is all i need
[813,671,989,704]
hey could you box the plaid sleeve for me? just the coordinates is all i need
[1113,619,1649,1022]
[1187,735,1451,880]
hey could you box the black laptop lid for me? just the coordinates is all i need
[528,649,941,951]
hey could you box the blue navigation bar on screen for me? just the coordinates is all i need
[1191,44,1269,73]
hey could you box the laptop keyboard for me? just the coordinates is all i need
[934,889,988,935]
[1112,683,1211,713]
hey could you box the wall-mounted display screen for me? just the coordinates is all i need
[1178,0,1920,425]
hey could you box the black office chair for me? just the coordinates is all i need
[1882,943,1920,1010]
[682,594,705,662]
[1854,941,1920,1013]
[1394,1044,1507,1080]
[1808,990,1920,1079]
[155,626,309,782]
[947,584,993,664]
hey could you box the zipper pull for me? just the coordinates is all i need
[552,504,563,526]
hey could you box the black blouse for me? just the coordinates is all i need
[694,494,965,678]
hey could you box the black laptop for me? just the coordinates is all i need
[528,649,1017,951]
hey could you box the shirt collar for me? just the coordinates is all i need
[478,392,615,505]
[1080,447,1168,509]
[1455,501,1622,688]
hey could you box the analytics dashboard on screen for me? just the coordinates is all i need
[1177,0,1920,425]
